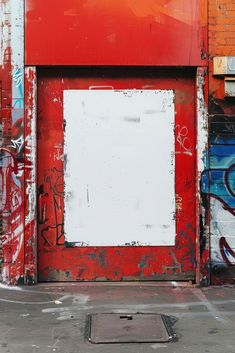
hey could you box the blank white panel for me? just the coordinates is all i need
[63,90,175,246]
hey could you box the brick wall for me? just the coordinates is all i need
[209,0,235,106]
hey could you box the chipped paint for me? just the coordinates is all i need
[1,1,209,284]
[0,0,10,67]
[25,67,37,224]
[24,67,37,284]
[1,0,25,284]
[37,72,197,282]
[196,69,208,176]
[196,68,209,286]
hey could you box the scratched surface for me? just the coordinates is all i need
[37,68,196,281]
[63,90,175,246]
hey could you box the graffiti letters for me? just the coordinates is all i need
[175,124,192,156]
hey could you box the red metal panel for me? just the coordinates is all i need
[37,68,196,281]
[25,0,207,66]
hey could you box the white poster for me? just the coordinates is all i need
[63,90,175,246]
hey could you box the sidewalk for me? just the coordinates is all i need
[0,282,235,353]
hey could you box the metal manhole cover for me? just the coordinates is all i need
[88,313,174,343]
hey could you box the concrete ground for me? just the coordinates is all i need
[0,282,235,353]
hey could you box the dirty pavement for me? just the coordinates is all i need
[0,283,235,353]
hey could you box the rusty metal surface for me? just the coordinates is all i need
[88,313,172,343]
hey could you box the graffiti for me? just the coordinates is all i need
[54,145,64,161]
[8,117,24,157]
[12,67,24,110]
[38,167,64,246]
[0,0,25,284]
[175,124,192,156]
[220,237,235,266]
[25,133,36,223]
[13,68,23,89]
[175,194,183,213]
[201,115,235,273]
[1,116,24,214]
[0,148,24,277]
[24,66,37,284]
[0,149,18,211]
[11,135,24,153]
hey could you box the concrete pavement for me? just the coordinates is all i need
[0,282,235,353]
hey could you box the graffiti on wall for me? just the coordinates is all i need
[38,166,64,246]
[0,0,25,283]
[201,115,235,275]
[24,66,37,284]
[0,118,24,282]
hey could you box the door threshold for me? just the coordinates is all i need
[37,281,196,288]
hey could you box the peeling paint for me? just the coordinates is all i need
[196,67,209,286]
[24,66,37,284]
[1,0,207,284]
[36,72,197,282]
[1,0,25,284]
[0,0,10,67]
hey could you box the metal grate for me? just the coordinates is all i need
[88,313,175,344]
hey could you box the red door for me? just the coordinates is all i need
[37,68,196,282]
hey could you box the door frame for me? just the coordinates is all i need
[23,66,209,285]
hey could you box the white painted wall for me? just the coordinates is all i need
[63,90,175,246]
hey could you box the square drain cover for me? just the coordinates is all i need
[88,313,173,343]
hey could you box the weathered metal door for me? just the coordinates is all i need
[37,68,196,282]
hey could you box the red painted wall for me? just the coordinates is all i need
[25,0,207,66]
[37,68,197,282]
[0,0,209,284]
[0,0,25,284]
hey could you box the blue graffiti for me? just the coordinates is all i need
[201,126,235,210]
